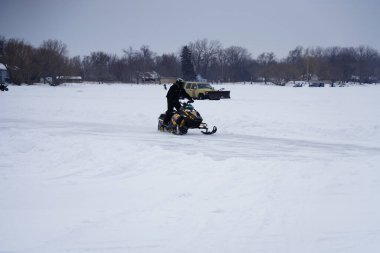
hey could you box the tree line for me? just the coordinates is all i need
[1,36,379,85]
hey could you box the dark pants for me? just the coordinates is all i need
[163,99,181,125]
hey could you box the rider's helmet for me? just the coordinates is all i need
[176,78,185,86]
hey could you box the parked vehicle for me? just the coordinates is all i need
[184,82,230,100]
[0,83,8,91]
[309,82,325,87]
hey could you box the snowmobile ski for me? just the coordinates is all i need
[201,126,217,135]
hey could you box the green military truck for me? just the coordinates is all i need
[184,82,231,100]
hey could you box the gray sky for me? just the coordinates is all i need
[1,0,379,59]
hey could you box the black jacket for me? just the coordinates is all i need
[166,83,192,102]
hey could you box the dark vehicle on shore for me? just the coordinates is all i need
[309,82,325,87]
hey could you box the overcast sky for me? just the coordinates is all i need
[1,0,379,59]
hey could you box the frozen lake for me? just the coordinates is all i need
[1,83,380,253]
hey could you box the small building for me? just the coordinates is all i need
[0,63,10,83]
[54,76,82,85]
[40,77,53,84]
[159,77,176,84]
[141,71,160,83]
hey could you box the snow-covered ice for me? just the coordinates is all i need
[1,83,380,253]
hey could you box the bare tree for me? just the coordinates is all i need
[90,51,112,83]
[285,46,304,82]
[188,38,222,79]
[223,46,252,82]
[354,46,379,83]
[36,39,68,84]
[2,34,380,85]
[66,56,82,76]
[123,47,143,83]
[140,45,155,73]
[1,38,35,84]
[257,52,277,84]
[155,53,180,77]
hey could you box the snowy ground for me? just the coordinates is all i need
[1,83,380,253]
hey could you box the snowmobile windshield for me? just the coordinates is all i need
[183,103,194,110]
[198,83,213,89]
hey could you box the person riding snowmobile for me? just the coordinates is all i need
[163,78,194,126]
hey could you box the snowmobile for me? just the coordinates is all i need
[158,101,217,135]
[0,83,8,91]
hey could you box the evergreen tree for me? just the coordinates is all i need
[180,46,196,81]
